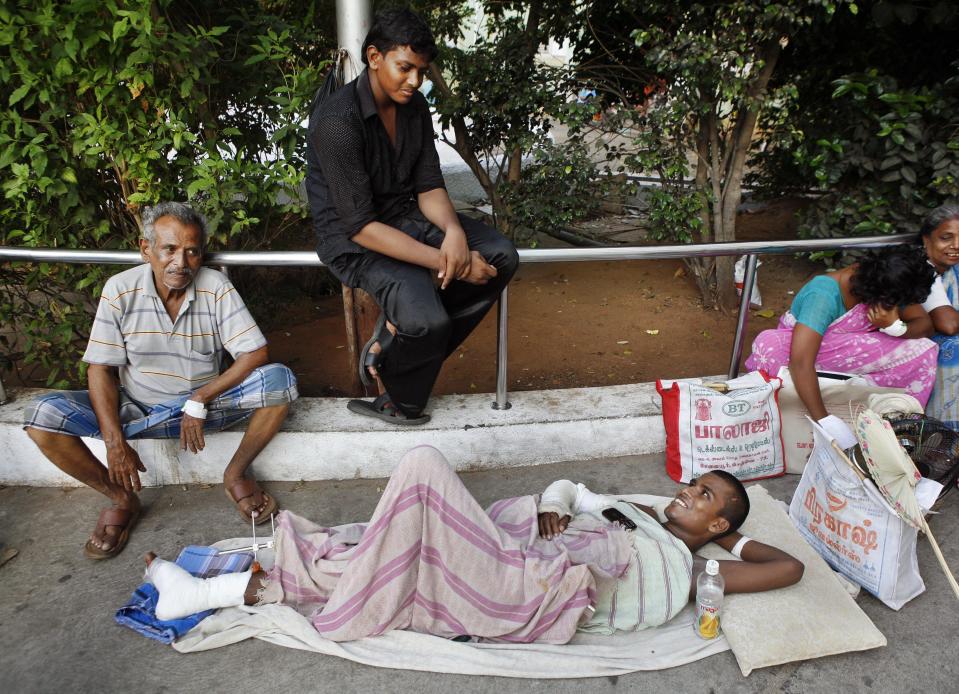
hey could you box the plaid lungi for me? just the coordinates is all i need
[23,363,297,439]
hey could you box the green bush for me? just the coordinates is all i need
[0,0,333,387]
[794,68,959,246]
[503,140,610,246]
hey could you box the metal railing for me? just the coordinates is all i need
[0,233,913,409]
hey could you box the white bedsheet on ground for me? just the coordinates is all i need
[173,600,727,677]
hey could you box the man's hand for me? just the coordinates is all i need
[460,251,498,285]
[438,227,470,289]
[179,413,206,454]
[105,439,146,492]
[538,511,570,540]
[867,304,899,329]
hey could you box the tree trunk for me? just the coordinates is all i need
[691,110,726,308]
[714,39,782,310]
[682,114,714,302]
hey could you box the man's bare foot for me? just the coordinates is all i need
[87,491,141,554]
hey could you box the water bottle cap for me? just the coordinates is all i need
[705,559,720,575]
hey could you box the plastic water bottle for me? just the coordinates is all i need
[694,559,725,639]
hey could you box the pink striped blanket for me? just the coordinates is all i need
[259,446,635,643]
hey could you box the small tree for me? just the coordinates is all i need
[781,69,959,256]
[418,0,596,241]
[577,0,851,307]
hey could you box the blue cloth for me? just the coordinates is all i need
[115,545,253,644]
[928,266,959,429]
[790,275,847,336]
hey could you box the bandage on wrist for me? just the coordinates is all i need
[879,319,907,337]
[730,535,752,559]
[181,399,208,419]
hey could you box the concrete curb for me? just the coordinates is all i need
[1,382,674,486]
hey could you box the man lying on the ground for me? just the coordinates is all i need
[23,202,298,560]
[142,446,803,643]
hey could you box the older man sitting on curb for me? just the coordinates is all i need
[23,202,298,560]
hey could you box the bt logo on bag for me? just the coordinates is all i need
[722,400,751,417]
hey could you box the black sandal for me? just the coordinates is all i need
[347,393,431,426]
[359,312,391,388]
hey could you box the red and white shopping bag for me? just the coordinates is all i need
[656,371,786,483]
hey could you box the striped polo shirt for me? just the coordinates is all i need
[82,264,267,407]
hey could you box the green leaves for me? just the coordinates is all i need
[505,141,613,245]
[793,67,957,243]
[8,84,29,106]
[112,18,129,43]
[0,0,334,386]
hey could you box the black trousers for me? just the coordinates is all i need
[328,213,519,416]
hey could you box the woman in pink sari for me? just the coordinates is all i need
[745,246,938,447]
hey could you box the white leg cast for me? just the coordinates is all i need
[147,558,252,621]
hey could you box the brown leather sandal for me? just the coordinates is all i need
[83,506,140,560]
[224,478,278,525]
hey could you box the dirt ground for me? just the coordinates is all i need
[264,198,820,397]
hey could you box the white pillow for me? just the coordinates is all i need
[701,486,886,675]
[621,485,886,675]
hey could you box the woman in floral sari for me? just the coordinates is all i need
[919,205,959,429]
[745,246,937,447]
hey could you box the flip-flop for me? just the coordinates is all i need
[224,478,278,525]
[347,393,431,426]
[83,506,141,560]
[359,312,389,388]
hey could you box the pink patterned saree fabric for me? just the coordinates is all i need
[745,303,939,406]
[260,446,633,643]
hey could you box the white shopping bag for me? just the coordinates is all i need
[789,419,924,609]
[734,255,762,308]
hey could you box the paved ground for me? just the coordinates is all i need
[1,452,956,694]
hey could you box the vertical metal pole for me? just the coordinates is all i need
[728,254,759,380]
[492,287,511,410]
[336,0,373,396]
[336,0,372,80]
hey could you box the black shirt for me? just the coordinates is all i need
[305,70,447,263]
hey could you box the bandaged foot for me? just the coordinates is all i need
[146,556,251,621]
